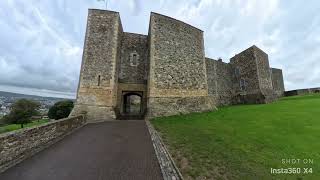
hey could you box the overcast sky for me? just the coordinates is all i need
[0,0,319,98]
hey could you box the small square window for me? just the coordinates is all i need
[130,52,139,67]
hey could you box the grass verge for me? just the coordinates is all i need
[0,119,50,134]
[151,94,320,180]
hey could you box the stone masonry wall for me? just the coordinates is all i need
[205,58,217,106]
[271,68,285,97]
[148,96,213,118]
[149,13,207,91]
[72,9,284,120]
[205,58,217,96]
[119,33,148,84]
[147,12,214,118]
[0,115,86,173]
[78,9,122,90]
[70,9,123,122]
[230,46,277,103]
[230,46,260,105]
[230,46,260,95]
[216,60,235,106]
[205,58,234,106]
[253,46,276,102]
[285,87,320,96]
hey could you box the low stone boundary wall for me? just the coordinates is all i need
[146,121,184,180]
[0,115,86,173]
[285,87,320,96]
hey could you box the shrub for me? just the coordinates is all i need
[48,100,74,120]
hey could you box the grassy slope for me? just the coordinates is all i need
[0,119,49,134]
[151,94,320,180]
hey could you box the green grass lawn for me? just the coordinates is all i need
[0,119,50,134]
[151,94,320,180]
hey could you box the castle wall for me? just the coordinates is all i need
[285,87,320,96]
[205,58,217,103]
[254,46,276,102]
[115,32,149,118]
[230,46,263,103]
[70,9,123,122]
[216,60,235,106]
[205,58,234,106]
[271,68,285,97]
[230,46,278,103]
[119,33,148,84]
[230,47,260,94]
[147,13,214,118]
[71,9,285,121]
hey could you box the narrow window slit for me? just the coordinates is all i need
[98,75,101,86]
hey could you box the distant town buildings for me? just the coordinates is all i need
[0,92,69,116]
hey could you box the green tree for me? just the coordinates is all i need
[48,100,74,120]
[0,115,7,125]
[1,115,11,125]
[6,99,40,128]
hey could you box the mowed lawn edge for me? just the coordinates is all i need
[151,94,320,180]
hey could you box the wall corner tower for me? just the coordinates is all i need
[146,13,215,118]
[70,9,123,122]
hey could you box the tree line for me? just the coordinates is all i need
[1,99,74,128]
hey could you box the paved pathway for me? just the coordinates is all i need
[0,121,163,180]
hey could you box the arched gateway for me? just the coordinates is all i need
[118,91,145,120]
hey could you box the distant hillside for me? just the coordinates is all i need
[0,91,69,101]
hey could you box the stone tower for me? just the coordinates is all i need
[147,13,213,118]
[70,10,123,121]
[230,45,277,103]
[70,9,284,122]
[271,68,285,97]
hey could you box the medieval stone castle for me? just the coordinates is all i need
[70,9,285,122]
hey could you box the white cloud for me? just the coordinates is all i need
[0,0,319,98]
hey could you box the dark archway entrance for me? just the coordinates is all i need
[119,91,145,120]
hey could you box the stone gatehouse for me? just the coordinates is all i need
[70,9,285,122]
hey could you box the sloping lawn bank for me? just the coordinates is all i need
[151,94,320,180]
[0,119,49,134]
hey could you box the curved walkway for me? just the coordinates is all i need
[0,121,163,180]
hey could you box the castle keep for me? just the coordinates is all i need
[70,9,285,122]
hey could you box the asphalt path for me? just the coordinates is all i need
[0,120,163,180]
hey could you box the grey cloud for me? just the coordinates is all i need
[0,0,86,96]
[0,0,319,98]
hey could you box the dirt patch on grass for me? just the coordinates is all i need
[173,152,232,180]
[180,157,189,171]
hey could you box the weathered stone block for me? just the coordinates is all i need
[147,96,214,118]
